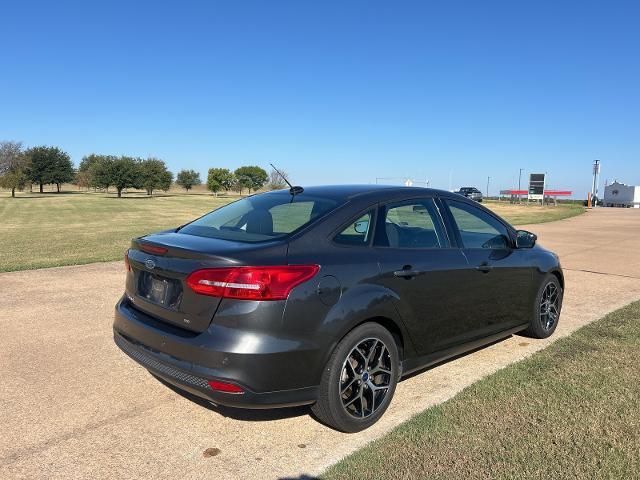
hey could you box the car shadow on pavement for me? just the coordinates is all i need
[152,374,310,422]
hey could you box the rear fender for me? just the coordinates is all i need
[318,283,416,368]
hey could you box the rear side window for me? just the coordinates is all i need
[375,199,446,248]
[334,210,374,246]
[445,200,510,249]
[180,192,338,243]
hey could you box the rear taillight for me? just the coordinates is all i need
[125,250,131,271]
[186,265,319,301]
[140,243,168,255]
[208,380,244,394]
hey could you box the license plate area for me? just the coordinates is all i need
[137,271,183,309]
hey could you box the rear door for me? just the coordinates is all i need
[373,197,472,355]
[441,198,534,334]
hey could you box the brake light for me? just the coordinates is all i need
[140,243,168,255]
[187,265,320,300]
[207,380,245,394]
[125,250,131,271]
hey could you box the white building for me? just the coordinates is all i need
[604,181,640,208]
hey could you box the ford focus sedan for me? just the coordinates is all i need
[114,185,563,432]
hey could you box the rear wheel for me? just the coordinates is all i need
[312,323,400,432]
[523,274,563,338]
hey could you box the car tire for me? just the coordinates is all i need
[311,323,400,433]
[522,274,563,339]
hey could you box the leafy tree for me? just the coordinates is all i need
[268,168,289,190]
[139,157,173,195]
[234,166,268,193]
[50,151,75,192]
[110,156,142,197]
[0,170,29,197]
[176,169,201,191]
[24,146,73,193]
[88,155,117,191]
[219,169,235,191]
[207,168,234,196]
[0,141,28,197]
[77,154,104,189]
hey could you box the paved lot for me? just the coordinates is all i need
[1,208,639,479]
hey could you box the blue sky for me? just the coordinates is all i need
[1,1,638,196]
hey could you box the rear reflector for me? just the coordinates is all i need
[186,265,320,301]
[207,380,245,394]
[125,250,131,271]
[140,243,168,255]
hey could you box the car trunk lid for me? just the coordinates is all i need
[125,231,288,333]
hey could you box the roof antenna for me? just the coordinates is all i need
[270,163,304,196]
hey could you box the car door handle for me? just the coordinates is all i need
[393,266,422,278]
[475,262,493,273]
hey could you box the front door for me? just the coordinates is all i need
[373,198,472,355]
[442,199,535,338]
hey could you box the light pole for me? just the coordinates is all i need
[486,176,490,198]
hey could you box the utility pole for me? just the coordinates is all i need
[591,160,601,207]
[518,168,523,203]
[486,176,491,198]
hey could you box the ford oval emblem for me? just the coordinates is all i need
[145,259,156,270]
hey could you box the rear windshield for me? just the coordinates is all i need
[179,192,339,243]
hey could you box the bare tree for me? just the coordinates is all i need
[269,167,289,190]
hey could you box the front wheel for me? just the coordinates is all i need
[523,274,563,339]
[311,323,400,432]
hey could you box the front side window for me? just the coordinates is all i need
[179,192,338,243]
[375,199,446,248]
[334,210,374,246]
[446,200,510,249]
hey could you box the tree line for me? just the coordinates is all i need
[77,154,173,197]
[0,140,289,198]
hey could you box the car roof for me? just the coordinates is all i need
[265,184,458,202]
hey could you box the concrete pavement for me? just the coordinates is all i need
[1,207,639,479]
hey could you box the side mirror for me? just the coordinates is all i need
[353,220,370,234]
[516,230,537,248]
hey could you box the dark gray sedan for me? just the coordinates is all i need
[114,185,563,432]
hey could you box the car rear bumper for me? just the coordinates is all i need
[113,296,319,408]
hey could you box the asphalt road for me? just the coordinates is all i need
[1,208,639,479]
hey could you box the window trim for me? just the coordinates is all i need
[330,206,378,249]
[372,197,452,250]
[441,197,516,250]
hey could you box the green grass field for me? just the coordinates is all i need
[0,190,583,272]
[484,200,584,225]
[324,300,640,480]
[0,192,234,271]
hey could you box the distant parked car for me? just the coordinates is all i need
[456,187,483,202]
[114,185,563,432]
